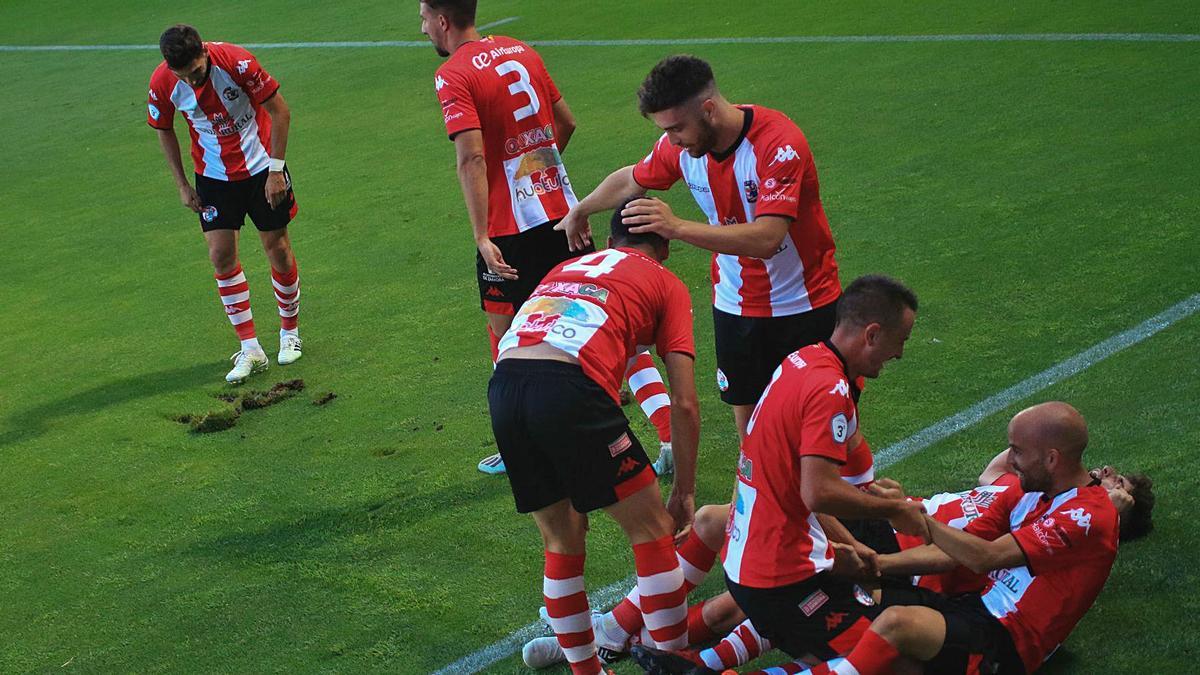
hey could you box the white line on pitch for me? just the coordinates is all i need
[478,16,521,31]
[431,291,1200,674]
[1,33,1198,52]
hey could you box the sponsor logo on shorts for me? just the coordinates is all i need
[799,589,829,617]
[608,432,633,457]
[853,584,876,607]
[148,103,160,120]
[617,456,640,477]
[716,368,729,392]
[485,286,504,297]
[202,206,219,223]
[481,270,505,283]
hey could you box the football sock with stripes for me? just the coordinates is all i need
[625,352,671,443]
[271,262,300,335]
[215,264,261,353]
[631,535,689,650]
[686,599,718,645]
[543,550,602,675]
[609,526,719,644]
[827,629,900,674]
[700,617,772,669]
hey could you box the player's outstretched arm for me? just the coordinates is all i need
[556,165,644,251]
[924,518,1027,575]
[800,456,927,537]
[551,97,576,154]
[877,543,958,577]
[662,351,700,533]
[155,127,201,213]
[624,201,791,259]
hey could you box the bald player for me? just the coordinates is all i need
[797,402,1122,675]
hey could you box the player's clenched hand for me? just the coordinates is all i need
[853,541,881,578]
[623,198,683,239]
[665,489,695,534]
[555,209,592,252]
[478,239,519,280]
[889,501,930,542]
[264,172,288,209]
[868,478,907,501]
[179,184,202,213]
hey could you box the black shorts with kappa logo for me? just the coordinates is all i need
[477,220,595,315]
[195,167,298,233]
[726,572,882,662]
[878,584,1025,674]
[488,359,657,514]
[712,300,838,405]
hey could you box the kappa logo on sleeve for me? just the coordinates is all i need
[435,74,447,91]
[236,59,251,74]
[1062,507,1093,535]
[829,379,850,397]
[768,144,800,166]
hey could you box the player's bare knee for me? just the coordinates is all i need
[693,504,728,550]
[209,250,238,275]
[871,606,918,648]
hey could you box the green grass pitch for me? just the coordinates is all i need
[0,1,1197,672]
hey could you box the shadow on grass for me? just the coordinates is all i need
[183,476,512,563]
[0,361,223,448]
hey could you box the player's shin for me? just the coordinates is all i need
[544,550,602,675]
[632,536,689,650]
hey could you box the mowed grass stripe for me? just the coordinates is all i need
[435,292,1200,674]
[2,32,1199,51]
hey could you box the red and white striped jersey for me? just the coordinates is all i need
[897,473,1023,595]
[497,248,695,403]
[721,342,859,588]
[147,42,278,181]
[966,482,1119,673]
[435,36,577,238]
[632,105,841,318]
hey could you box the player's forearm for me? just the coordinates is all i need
[925,517,1006,574]
[674,219,787,258]
[817,513,858,546]
[575,165,642,216]
[156,129,190,188]
[668,395,700,495]
[551,98,576,154]
[456,155,491,243]
[268,109,290,161]
[878,544,958,576]
[806,477,907,522]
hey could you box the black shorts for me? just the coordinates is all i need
[477,221,595,315]
[878,585,1025,674]
[712,300,838,405]
[725,573,882,662]
[488,359,657,514]
[195,167,297,233]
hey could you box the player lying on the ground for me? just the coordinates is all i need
[636,402,1142,675]
[489,199,703,675]
[526,440,1152,672]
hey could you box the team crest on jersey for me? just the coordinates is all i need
[202,206,219,223]
[737,451,753,482]
[222,87,240,102]
[763,177,777,190]
[743,179,758,203]
[716,368,729,392]
[148,104,160,121]
[236,59,251,74]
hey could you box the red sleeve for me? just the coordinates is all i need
[435,66,481,140]
[221,44,279,104]
[753,131,808,220]
[990,472,1021,488]
[631,133,682,191]
[797,374,855,463]
[654,273,695,359]
[1013,495,1117,576]
[964,484,1021,541]
[147,68,175,130]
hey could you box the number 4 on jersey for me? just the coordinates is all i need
[562,249,626,278]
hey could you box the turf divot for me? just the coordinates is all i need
[174,379,307,433]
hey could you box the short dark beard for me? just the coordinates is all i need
[687,116,719,157]
[434,44,449,57]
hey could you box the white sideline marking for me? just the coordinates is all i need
[432,292,1200,674]
[478,16,521,31]
[1,33,1198,52]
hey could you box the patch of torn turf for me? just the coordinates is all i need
[239,379,306,410]
[175,408,241,433]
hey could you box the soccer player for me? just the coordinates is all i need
[422,1,675,475]
[559,55,843,440]
[488,200,701,675]
[784,401,1124,675]
[148,24,303,383]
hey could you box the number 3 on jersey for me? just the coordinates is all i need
[563,249,626,278]
[495,60,540,121]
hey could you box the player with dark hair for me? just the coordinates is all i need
[560,54,843,441]
[488,199,701,675]
[148,24,303,383]
[420,2,676,476]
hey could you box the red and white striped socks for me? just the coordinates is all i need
[215,264,261,352]
[631,535,691,650]
[699,618,773,670]
[543,551,602,675]
[271,262,300,337]
[625,352,671,444]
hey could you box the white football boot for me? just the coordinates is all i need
[522,636,566,669]
[652,441,674,476]
[278,333,303,365]
[226,349,269,384]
